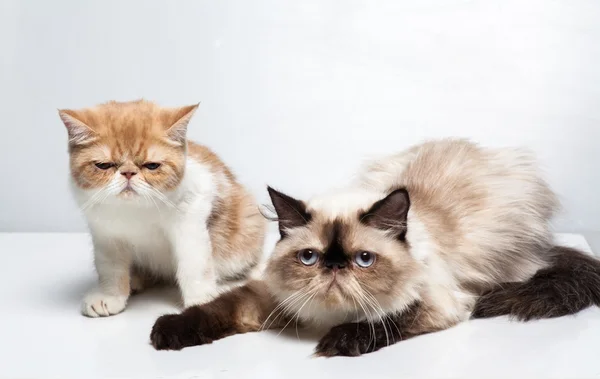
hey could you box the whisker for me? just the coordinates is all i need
[361,288,392,347]
[349,282,375,351]
[278,284,320,337]
[80,181,121,211]
[261,290,304,331]
[262,281,319,331]
[295,289,319,339]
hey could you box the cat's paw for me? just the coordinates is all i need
[315,324,374,357]
[81,292,127,317]
[150,312,213,350]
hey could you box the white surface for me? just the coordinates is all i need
[1,232,599,379]
[1,0,600,233]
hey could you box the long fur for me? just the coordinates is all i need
[149,138,598,357]
[473,245,600,320]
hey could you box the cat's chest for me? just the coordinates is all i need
[86,206,171,249]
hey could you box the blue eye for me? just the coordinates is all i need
[355,251,375,268]
[298,249,319,266]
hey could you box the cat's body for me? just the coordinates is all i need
[276,139,557,331]
[60,100,265,317]
[150,139,600,356]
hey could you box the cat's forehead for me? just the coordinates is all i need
[306,187,386,220]
[77,102,174,159]
[73,100,169,136]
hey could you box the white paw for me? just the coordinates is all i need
[82,292,128,317]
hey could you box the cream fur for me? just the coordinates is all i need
[266,138,559,333]
[359,139,558,325]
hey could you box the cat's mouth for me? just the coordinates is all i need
[322,277,351,299]
[325,278,339,293]
[119,185,138,197]
[318,282,352,307]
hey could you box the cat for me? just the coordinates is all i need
[148,139,600,356]
[58,100,266,317]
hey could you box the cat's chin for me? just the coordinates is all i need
[117,188,138,199]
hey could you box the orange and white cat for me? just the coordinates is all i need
[58,100,265,317]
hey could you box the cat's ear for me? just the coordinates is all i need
[164,103,199,145]
[267,186,311,238]
[58,109,97,145]
[361,189,410,239]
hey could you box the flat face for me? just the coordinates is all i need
[264,188,421,324]
[63,101,192,202]
[0,232,597,379]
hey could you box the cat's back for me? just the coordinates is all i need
[404,139,558,283]
[186,142,236,182]
[361,138,559,283]
[401,138,558,224]
[186,141,265,275]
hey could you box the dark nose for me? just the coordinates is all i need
[325,261,346,270]
[121,171,137,180]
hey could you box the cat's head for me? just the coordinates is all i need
[58,100,198,205]
[264,187,423,327]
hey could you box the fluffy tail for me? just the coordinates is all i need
[472,246,600,321]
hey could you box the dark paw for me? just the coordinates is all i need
[150,313,212,350]
[315,324,375,357]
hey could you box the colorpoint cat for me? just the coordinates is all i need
[149,139,600,356]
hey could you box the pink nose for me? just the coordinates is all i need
[121,171,137,180]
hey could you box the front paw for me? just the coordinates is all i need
[315,324,375,357]
[81,292,128,317]
[150,312,213,350]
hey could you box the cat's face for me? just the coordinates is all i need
[265,187,422,326]
[58,100,198,204]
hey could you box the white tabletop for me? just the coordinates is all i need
[1,232,599,379]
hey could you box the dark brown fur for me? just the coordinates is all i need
[151,281,279,350]
[314,301,440,357]
[472,246,600,320]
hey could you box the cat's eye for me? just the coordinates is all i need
[355,251,375,268]
[94,162,115,170]
[297,249,319,266]
[143,162,161,170]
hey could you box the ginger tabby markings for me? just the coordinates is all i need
[59,100,265,317]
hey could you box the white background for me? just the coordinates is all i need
[1,0,599,233]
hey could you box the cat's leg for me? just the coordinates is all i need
[315,301,443,357]
[82,239,131,317]
[150,281,279,350]
[130,265,155,294]
[130,270,145,294]
[170,217,218,307]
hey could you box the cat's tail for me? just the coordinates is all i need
[472,245,600,320]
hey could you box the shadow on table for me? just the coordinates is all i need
[47,275,182,311]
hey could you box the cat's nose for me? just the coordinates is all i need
[325,261,346,270]
[121,171,137,180]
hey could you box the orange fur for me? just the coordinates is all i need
[59,99,266,316]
